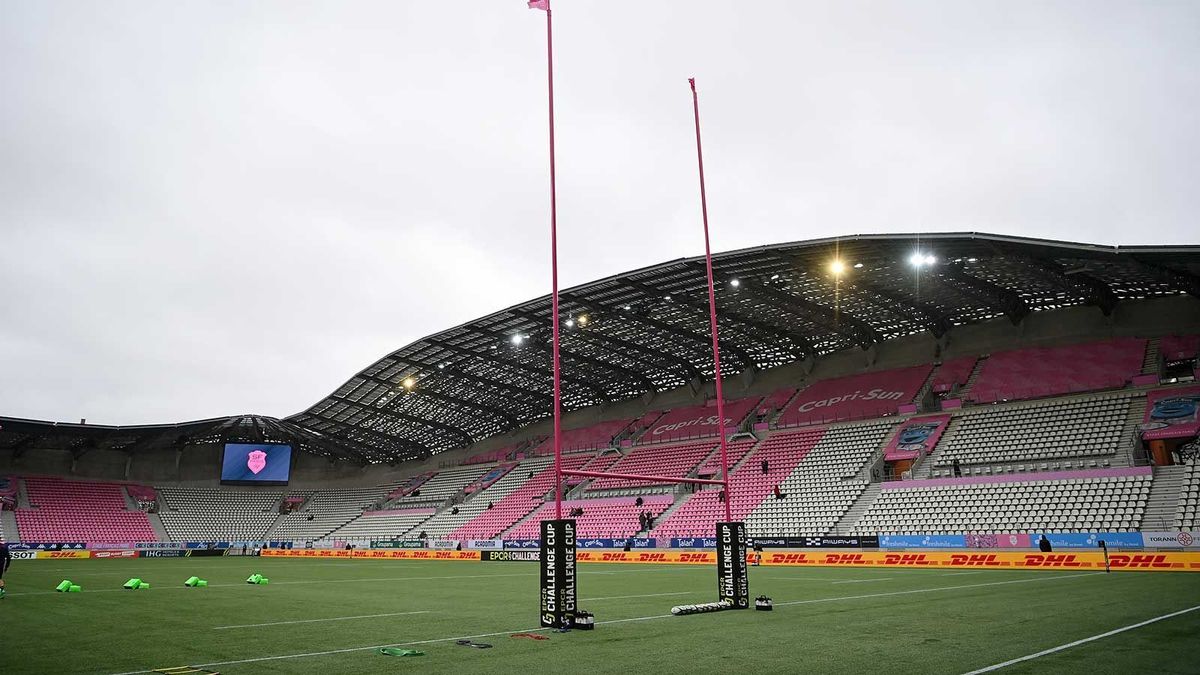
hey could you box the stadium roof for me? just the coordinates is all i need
[3,232,1198,464]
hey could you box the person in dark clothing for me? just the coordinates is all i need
[952,458,962,478]
[761,459,769,474]
[635,496,643,507]
[718,490,726,503]
[0,540,11,596]
[487,501,494,510]
[773,484,786,499]
[1038,535,1052,552]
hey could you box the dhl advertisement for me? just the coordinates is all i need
[261,548,1200,571]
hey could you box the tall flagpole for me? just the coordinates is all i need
[543,0,564,521]
[689,78,733,523]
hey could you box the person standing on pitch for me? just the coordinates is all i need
[0,539,11,598]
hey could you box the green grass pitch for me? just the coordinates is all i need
[1,557,1198,674]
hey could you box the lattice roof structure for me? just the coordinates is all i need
[3,233,1198,464]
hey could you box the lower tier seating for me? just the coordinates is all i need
[853,470,1151,534]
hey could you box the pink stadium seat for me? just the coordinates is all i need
[969,339,1145,404]
[650,427,826,539]
[15,477,158,544]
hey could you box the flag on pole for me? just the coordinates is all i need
[528,0,549,10]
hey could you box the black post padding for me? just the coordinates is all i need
[540,519,577,628]
[716,521,750,609]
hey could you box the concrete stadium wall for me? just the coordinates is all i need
[5,294,1199,488]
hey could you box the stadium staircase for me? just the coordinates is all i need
[832,483,881,535]
[914,364,940,412]
[1142,337,1161,375]
[146,512,170,542]
[120,486,138,510]
[959,355,989,398]
[768,389,805,428]
[909,417,963,480]
[1143,465,1187,531]
[16,478,31,509]
[1,509,20,542]
[1117,395,1150,466]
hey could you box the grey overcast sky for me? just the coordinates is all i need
[1,1,1197,425]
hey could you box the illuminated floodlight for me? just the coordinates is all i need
[577,314,589,326]
[829,259,846,276]
[730,279,740,288]
[565,318,575,328]
[924,255,936,265]
[511,334,524,345]
[909,252,924,267]
[402,377,416,389]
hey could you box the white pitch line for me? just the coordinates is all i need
[214,611,431,630]
[583,591,695,601]
[941,571,985,576]
[107,569,1102,674]
[832,577,894,584]
[961,604,1200,674]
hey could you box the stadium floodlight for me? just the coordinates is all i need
[510,334,524,346]
[829,259,846,276]
[402,377,415,390]
[909,252,924,266]
[577,314,589,326]
[925,254,936,265]
[565,318,575,328]
[729,278,740,288]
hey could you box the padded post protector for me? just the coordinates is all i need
[716,522,750,609]
[539,518,577,629]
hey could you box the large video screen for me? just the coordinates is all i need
[220,443,293,485]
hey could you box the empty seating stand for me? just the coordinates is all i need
[271,484,401,542]
[933,393,1134,474]
[326,508,436,544]
[853,469,1152,534]
[16,477,158,544]
[506,494,674,540]
[747,422,894,537]
[157,487,285,541]
[386,466,492,508]
[415,458,553,538]
[1175,461,1199,530]
[450,452,596,541]
[651,431,823,540]
[586,440,717,492]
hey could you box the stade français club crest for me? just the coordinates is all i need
[247,450,267,475]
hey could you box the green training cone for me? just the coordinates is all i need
[124,578,144,589]
[246,573,263,584]
[185,576,200,587]
[56,580,73,592]
[197,580,208,587]
[68,585,82,593]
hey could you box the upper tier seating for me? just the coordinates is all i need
[777,365,931,428]
[414,458,552,538]
[449,452,597,541]
[968,339,1145,404]
[326,508,435,543]
[387,466,492,508]
[505,494,674,540]
[586,440,717,491]
[1160,334,1199,362]
[932,393,1135,471]
[16,477,158,544]
[932,356,977,393]
[746,422,895,536]
[853,469,1152,534]
[1174,461,1199,530]
[639,397,760,445]
[157,487,286,541]
[271,484,400,542]
[651,431,823,540]
[531,419,632,454]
